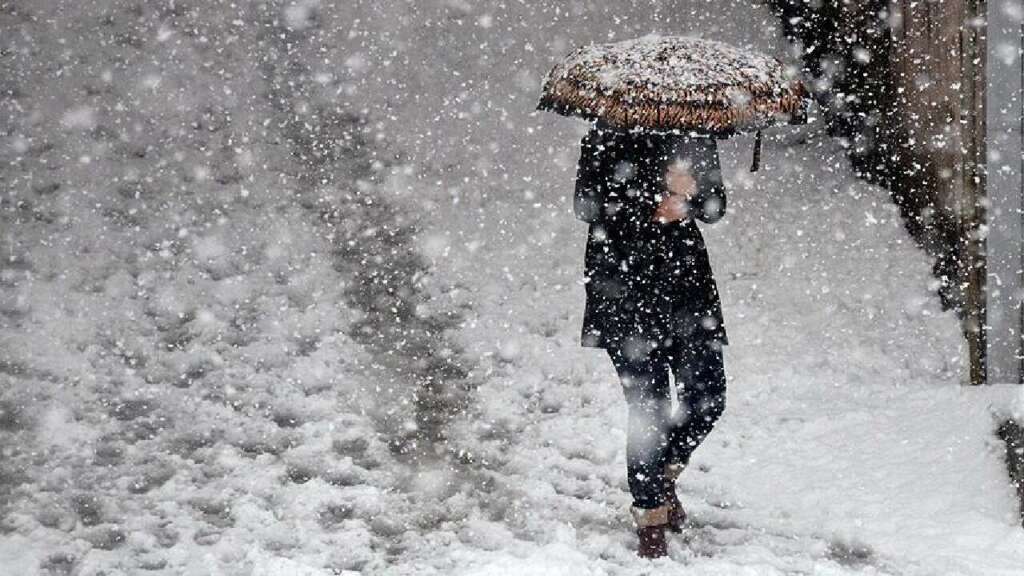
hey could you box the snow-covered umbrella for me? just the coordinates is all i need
[537,35,809,167]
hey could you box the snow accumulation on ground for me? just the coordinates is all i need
[2,1,1023,575]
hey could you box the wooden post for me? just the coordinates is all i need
[962,0,987,385]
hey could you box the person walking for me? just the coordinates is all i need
[574,120,728,559]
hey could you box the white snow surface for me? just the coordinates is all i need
[412,125,1024,575]
[1,1,1022,575]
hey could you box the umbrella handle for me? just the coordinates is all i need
[750,130,762,172]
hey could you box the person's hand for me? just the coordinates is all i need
[653,161,696,223]
[653,193,689,223]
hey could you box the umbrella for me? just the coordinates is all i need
[537,35,809,168]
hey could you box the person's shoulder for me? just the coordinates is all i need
[585,122,621,141]
[582,125,629,157]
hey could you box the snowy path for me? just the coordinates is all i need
[393,128,1024,575]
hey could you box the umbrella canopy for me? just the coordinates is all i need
[537,35,808,135]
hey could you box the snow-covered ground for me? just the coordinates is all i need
[2,1,1022,575]
[413,124,1024,574]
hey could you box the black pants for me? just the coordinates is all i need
[607,341,726,509]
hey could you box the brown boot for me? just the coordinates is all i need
[664,463,687,533]
[631,505,670,558]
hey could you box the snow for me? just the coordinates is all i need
[415,124,1024,575]
[547,35,791,100]
[536,34,807,133]
[536,33,806,132]
[1,1,1022,575]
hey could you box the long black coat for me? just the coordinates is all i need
[574,123,728,353]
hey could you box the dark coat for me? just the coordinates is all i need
[574,123,728,353]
